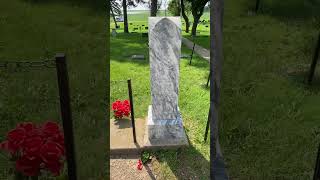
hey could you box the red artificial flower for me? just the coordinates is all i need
[40,141,64,176]
[16,122,36,133]
[15,154,41,177]
[41,121,61,138]
[22,136,44,156]
[112,100,131,119]
[0,140,17,155]
[47,132,65,155]
[137,159,143,170]
[6,127,27,153]
[0,121,66,177]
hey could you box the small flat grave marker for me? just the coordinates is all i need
[131,54,145,60]
[180,54,191,58]
[145,27,148,30]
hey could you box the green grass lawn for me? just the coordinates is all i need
[110,10,210,36]
[110,33,210,179]
[0,0,107,179]
[111,0,320,179]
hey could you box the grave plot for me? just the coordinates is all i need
[110,80,145,155]
[110,17,210,179]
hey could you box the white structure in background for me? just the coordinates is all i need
[115,16,124,22]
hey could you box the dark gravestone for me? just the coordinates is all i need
[142,25,145,26]
[206,25,209,28]
[133,28,139,31]
[145,27,148,30]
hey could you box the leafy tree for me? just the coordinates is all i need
[167,0,191,33]
[167,0,180,16]
[151,0,158,16]
[111,0,121,28]
[121,0,147,33]
[149,0,162,16]
[186,0,209,36]
[181,0,192,33]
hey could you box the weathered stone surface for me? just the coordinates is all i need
[145,106,188,147]
[149,17,181,121]
[145,17,188,147]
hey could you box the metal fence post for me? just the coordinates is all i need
[308,33,320,84]
[204,108,211,142]
[55,53,77,180]
[127,79,137,143]
[206,71,211,87]
[314,143,320,180]
[190,42,196,65]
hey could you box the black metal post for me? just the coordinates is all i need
[255,0,261,13]
[204,108,211,142]
[189,42,196,65]
[55,54,77,180]
[127,79,137,143]
[314,143,320,180]
[308,33,320,84]
[206,71,211,87]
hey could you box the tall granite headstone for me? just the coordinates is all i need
[144,17,189,147]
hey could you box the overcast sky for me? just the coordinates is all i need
[127,0,169,10]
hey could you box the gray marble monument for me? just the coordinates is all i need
[144,17,189,147]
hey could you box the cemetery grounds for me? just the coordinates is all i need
[111,0,320,179]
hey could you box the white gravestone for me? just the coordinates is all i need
[144,17,189,147]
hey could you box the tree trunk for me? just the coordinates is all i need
[210,0,227,179]
[181,0,190,33]
[122,0,129,33]
[191,15,200,36]
[110,7,118,29]
[151,0,158,16]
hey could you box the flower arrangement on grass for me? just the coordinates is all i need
[0,121,65,179]
[112,100,131,120]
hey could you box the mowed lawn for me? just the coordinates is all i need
[0,1,107,179]
[110,33,210,179]
[111,0,320,179]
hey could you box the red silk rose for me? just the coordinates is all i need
[0,121,65,178]
[16,154,41,177]
[112,100,131,119]
[137,159,143,170]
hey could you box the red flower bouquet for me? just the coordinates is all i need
[112,100,131,119]
[0,121,65,178]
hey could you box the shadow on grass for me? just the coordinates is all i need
[111,33,211,73]
[111,33,150,66]
[285,64,320,95]
[250,0,320,20]
[154,143,210,179]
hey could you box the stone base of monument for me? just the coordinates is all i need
[110,118,145,155]
[143,105,189,149]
